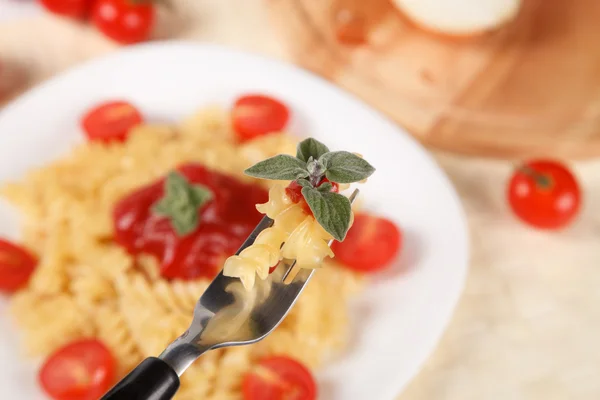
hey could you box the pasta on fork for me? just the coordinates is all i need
[224,138,375,289]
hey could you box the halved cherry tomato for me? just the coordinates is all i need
[39,0,93,19]
[285,180,305,203]
[332,213,401,272]
[243,356,317,400]
[39,339,116,400]
[232,94,290,141]
[507,160,581,230]
[0,238,37,293]
[91,0,155,45]
[81,100,143,143]
[113,163,268,280]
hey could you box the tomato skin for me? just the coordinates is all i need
[508,160,581,229]
[232,94,290,141]
[39,0,93,18]
[268,262,279,274]
[242,356,317,400]
[332,213,401,272]
[114,163,268,280]
[0,238,37,293]
[39,339,116,400]
[92,0,154,44]
[285,181,304,203]
[81,100,143,143]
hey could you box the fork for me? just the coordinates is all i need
[100,189,359,400]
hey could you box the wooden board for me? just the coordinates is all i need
[268,0,600,159]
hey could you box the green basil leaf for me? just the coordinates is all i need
[152,199,171,216]
[152,171,214,236]
[190,185,213,206]
[320,151,375,183]
[317,182,333,192]
[244,154,309,180]
[170,208,199,236]
[165,172,189,198]
[296,138,330,163]
[301,187,352,241]
[297,178,312,188]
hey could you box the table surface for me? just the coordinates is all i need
[1,1,599,399]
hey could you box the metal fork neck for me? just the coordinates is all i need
[159,340,208,376]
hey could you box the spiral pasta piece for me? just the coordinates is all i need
[70,271,116,310]
[281,216,333,270]
[224,181,351,289]
[10,292,92,356]
[255,183,292,217]
[211,346,251,393]
[223,185,297,289]
[95,305,143,376]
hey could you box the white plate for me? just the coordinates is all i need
[0,0,43,22]
[0,42,469,400]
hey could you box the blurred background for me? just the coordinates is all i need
[1,0,599,398]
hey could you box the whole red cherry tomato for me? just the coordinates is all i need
[507,160,581,229]
[39,339,116,400]
[39,0,93,19]
[91,0,155,44]
[113,163,268,280]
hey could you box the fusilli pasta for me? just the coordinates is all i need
[223,183,339,289]
[1,106,364,398]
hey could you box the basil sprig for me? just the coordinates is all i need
[244,138,375,241]
[301,187,352,241]
[153,172,214,236]
[243,154,309,181]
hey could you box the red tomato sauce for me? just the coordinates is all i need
[113,163,268,280]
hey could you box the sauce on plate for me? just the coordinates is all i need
[113,163,268,280]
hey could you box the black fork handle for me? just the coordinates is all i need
[100,357,180,400]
